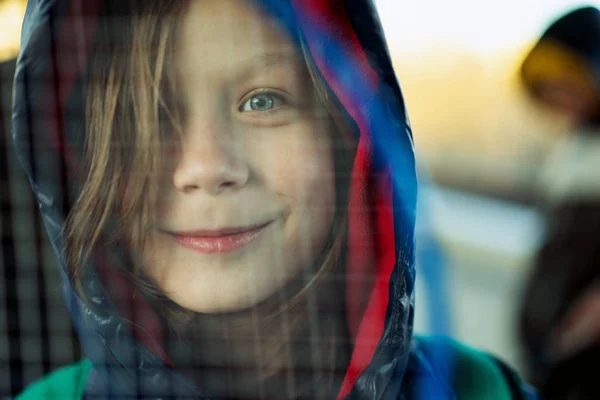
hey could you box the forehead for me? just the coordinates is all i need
[179,0,296,59]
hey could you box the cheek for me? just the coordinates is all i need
[266,121,334,197]
[258,122,336,246]
[151,145,181,219]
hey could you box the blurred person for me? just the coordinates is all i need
[519,6,600,399]
[14,0,538,398]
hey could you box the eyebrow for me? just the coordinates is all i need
[236,50,303,81]
[252,51,299,67]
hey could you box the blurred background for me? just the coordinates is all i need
[374,0,600,379]
[1,0,599,396]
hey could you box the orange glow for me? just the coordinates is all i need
[0,0,27,62]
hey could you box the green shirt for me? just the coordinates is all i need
[16,359,93,399]
[16,339,529,399]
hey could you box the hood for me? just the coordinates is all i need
[13,0,418,398]
[536,6,600,67]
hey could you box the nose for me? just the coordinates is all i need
[172,120,249,195]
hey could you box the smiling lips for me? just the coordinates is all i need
[167,221,272,253]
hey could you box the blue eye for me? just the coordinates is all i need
[240,93,283,112]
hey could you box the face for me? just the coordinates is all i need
[536,79,599,125]
[140,0,336,313]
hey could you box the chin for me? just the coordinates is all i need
[165,276,276,313]
[177,293,268,315]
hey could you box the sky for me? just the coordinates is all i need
[376,0,600,54]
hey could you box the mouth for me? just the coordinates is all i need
[163,221,274,254]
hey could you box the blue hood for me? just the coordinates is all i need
[13,0,424,398]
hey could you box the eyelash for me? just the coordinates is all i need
[238,90,287,113]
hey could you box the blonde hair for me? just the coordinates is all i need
[66,0,355,397]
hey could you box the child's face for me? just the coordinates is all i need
[140,0,336,313]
